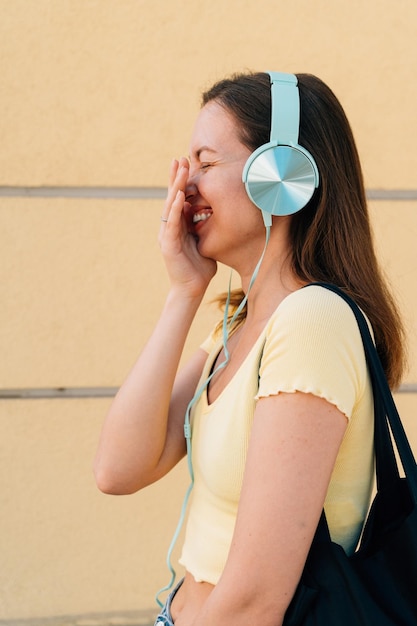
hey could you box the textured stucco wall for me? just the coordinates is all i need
[1,0,416,620]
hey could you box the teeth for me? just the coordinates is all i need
[193,212,212,223]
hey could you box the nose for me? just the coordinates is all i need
[185,176,198,202]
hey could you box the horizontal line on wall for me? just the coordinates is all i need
[366,189,417,200]
[0,186,167,199]
[0,186,417,200]
[0,383,416,399]
[0,609,157,626]
[0,387,119,399]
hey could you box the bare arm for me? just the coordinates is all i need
[94,158,217,494]
[190,392,347,626]
[94,302,208,494]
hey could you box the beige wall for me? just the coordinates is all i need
[1,0,416,620]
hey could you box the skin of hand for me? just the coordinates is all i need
[159,157,217,300]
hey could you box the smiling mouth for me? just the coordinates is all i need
[192,210,212,224]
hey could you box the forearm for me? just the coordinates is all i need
[94,287,204,493]
[188,582,286,626]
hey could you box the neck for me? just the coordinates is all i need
[237,226,303,324]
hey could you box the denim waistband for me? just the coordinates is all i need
[154,578,184,626]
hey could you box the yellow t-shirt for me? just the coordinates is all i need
[179,285,374,584]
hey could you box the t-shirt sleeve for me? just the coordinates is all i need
[256,286,368,420]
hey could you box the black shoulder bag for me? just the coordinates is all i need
[283,283,417,626]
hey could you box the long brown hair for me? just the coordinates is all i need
[202,71,406,389]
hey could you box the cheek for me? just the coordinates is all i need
[221,174,250,205]
[204,170,261,223]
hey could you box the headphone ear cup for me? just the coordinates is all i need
[243,143,318,217]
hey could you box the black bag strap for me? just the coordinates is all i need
[306,283,417,507]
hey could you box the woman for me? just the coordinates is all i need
[94,71,406,626]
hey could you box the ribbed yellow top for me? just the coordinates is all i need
[179,286,374,584]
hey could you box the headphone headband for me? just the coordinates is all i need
[268,72,300,145]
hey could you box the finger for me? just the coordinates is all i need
[160,163,178,223]
[168,158,179,188]
[164,190,189,234]
[170,189,185,222]
[165,166,189,212]
[168,158,188,192]
[158,190,184,245]
[162,160,189,222]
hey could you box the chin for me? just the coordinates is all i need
[196,240,212,259]
[196,237,218,261]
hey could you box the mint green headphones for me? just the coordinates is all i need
[242,72,319,226]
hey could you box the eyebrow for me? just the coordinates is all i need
[192,146,218,160]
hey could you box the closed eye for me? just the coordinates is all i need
[200,162,213,171]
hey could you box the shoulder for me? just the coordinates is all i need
[267,284,361,341]
[261,284,368,389]
[258,285,370,417]
[277,283,355,321]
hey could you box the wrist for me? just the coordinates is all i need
[167,284,207,307]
